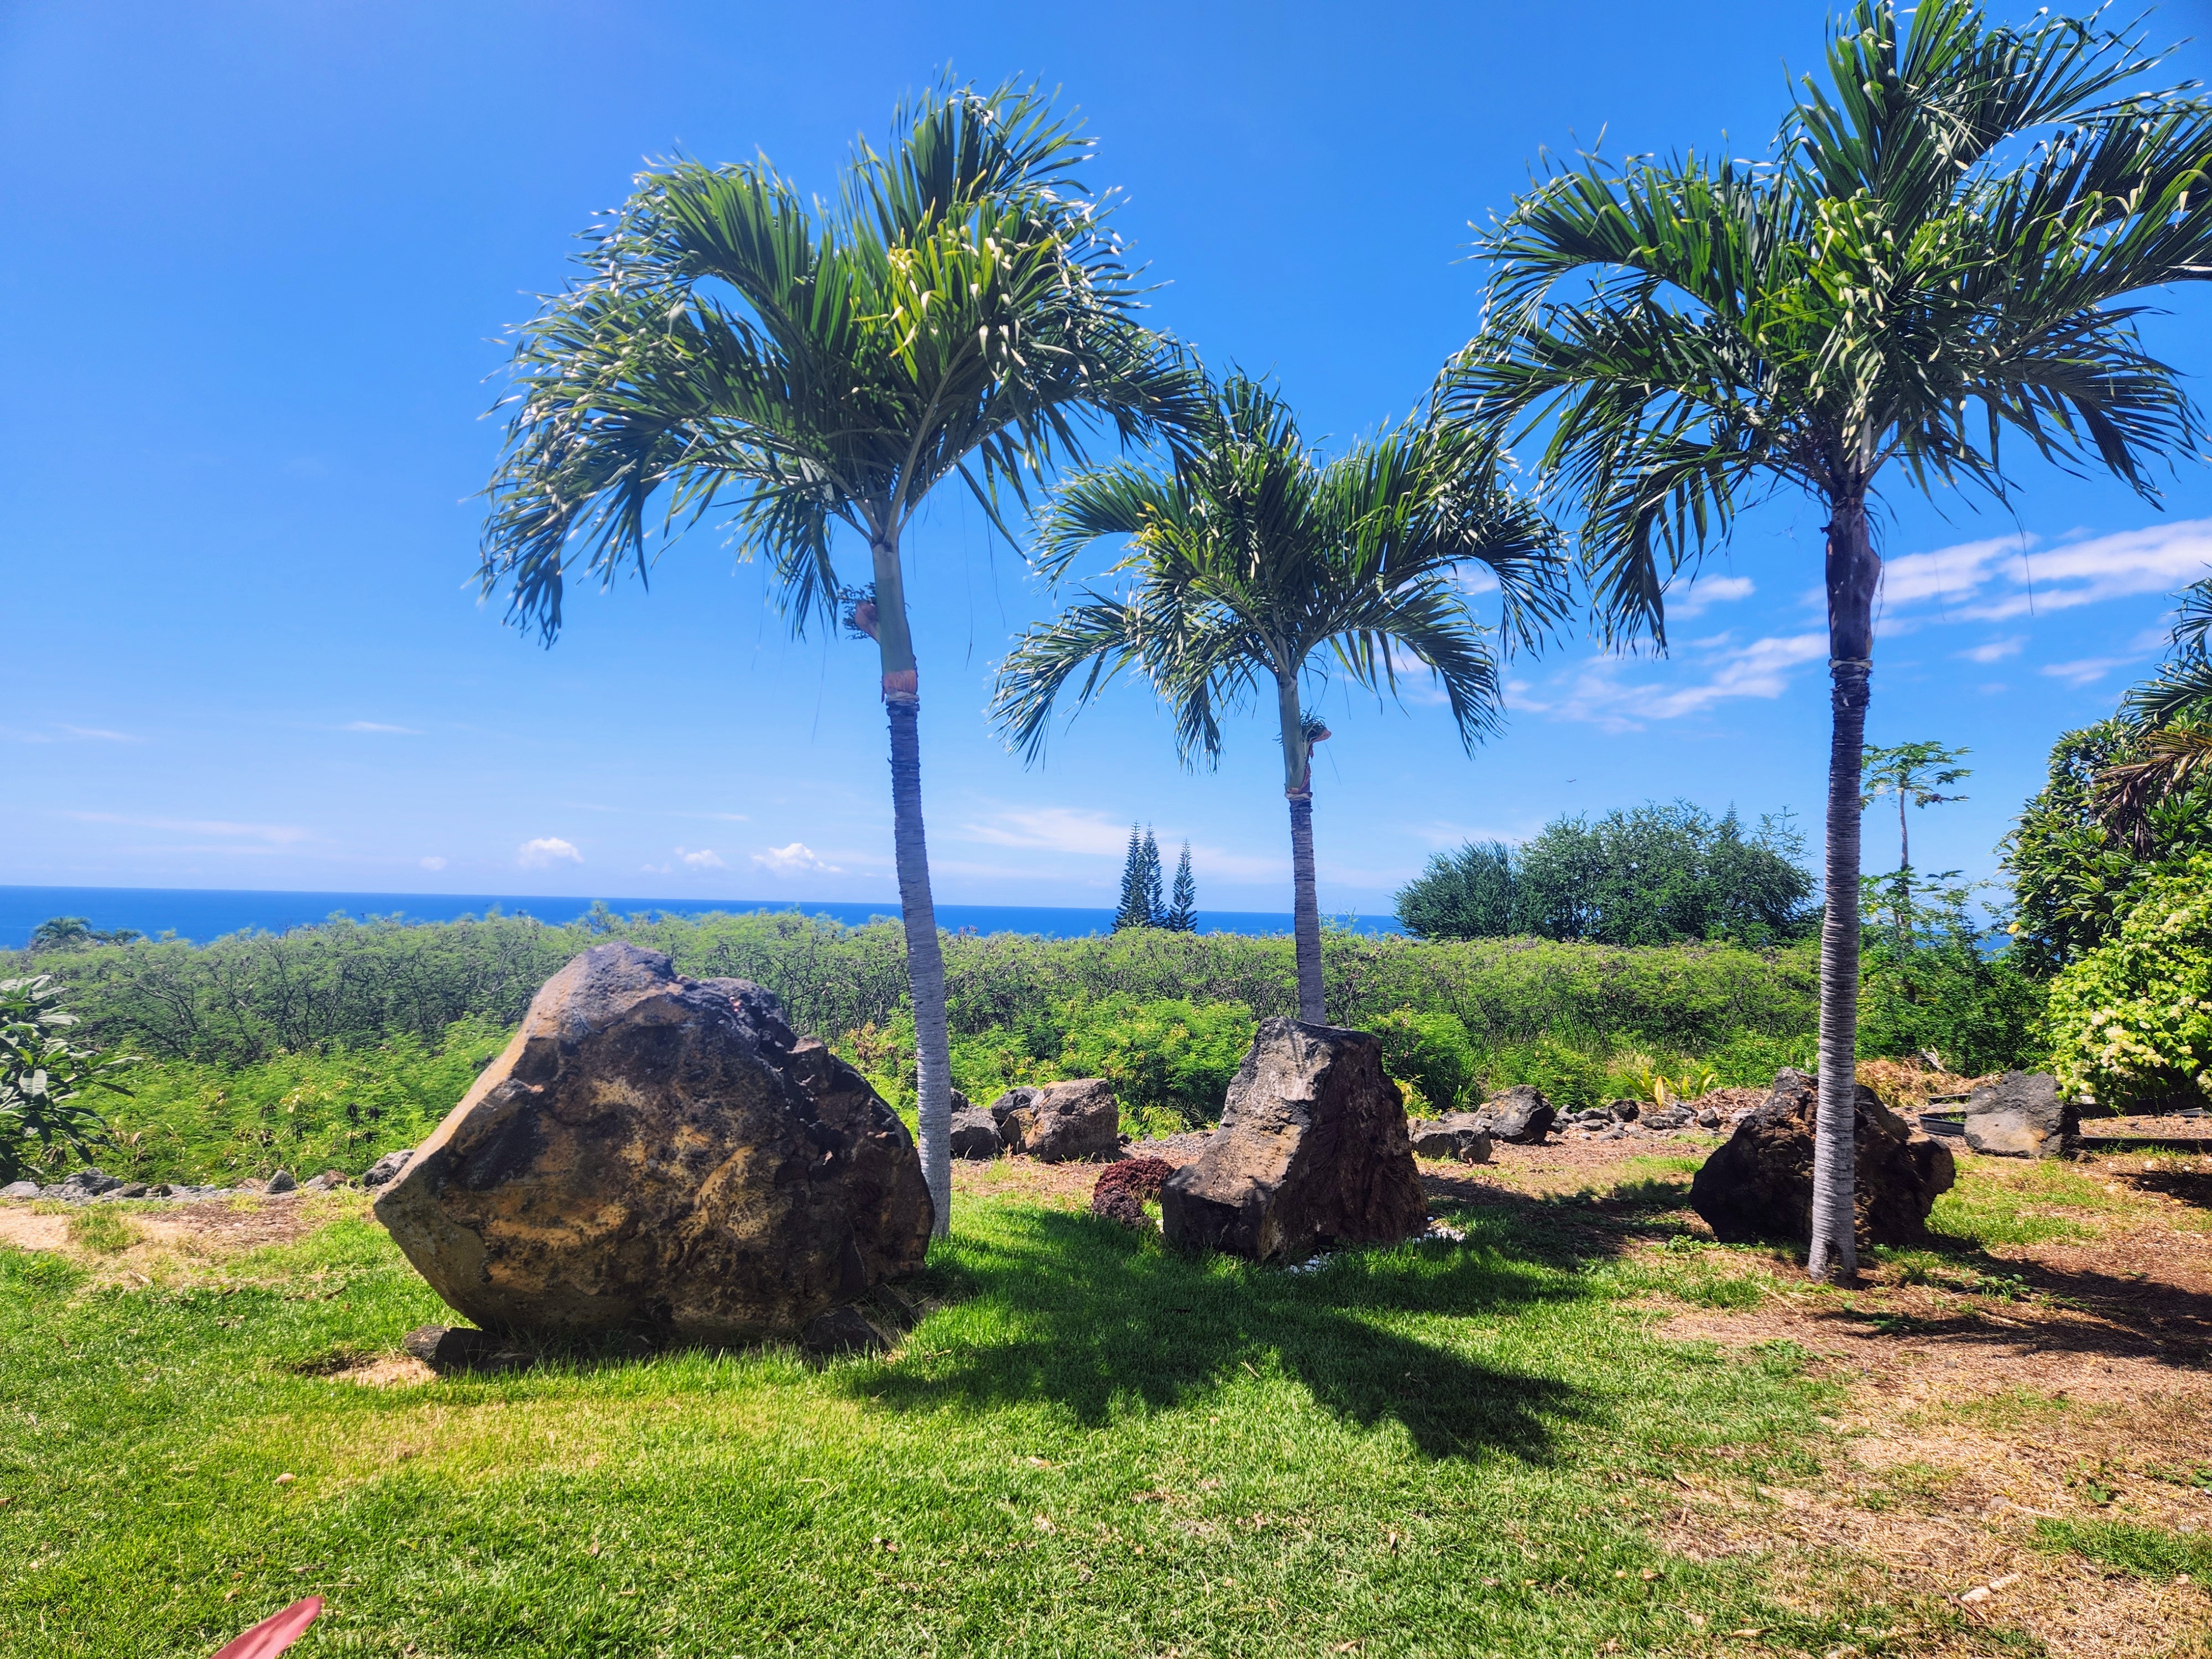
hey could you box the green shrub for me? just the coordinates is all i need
[2046,853,2212,1109]
[1485,1039,1608,1112]
[1371,1008,1480,1112]
[1706,1031,1815,1088]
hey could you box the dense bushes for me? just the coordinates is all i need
[2046,854,2212,1110]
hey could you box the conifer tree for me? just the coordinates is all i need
[1113,825,1152,930]
[1140,827,1166,927]
[1165,841,1199,931]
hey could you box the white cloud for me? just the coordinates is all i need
[753,842,838,875]
[677,846,726,869]
[1871,519,2212,625]
[1666,572,1755,619]
[1877,533,2030,609]
[65,811,307,844]
[962,806,1137,857]
[1550,632,1828,729]
[2039,656,2135,687]
[1956,637,2025,664]
[341,721,419,734]
[517,836,582,868]
[419,855,447,871]
[58,724,138,742]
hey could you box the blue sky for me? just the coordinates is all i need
[4,0,2211,917]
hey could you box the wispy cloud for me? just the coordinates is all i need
[962,806,1136,857]
[517,836,582,868]
[1875,519,2212,625]
[341,720,419,734]
[8,724,140,744]
[2039,656,2134,687]
[1956,637,2025,664]
[677,846,725,869]
[64,811,308,844]
[1666,572,1755,619]
[1544,632,1828,729]
[420,855,447,870]
[754,841,838,875]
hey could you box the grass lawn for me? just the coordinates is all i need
[5,1145,2211,1657]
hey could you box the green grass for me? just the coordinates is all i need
[0,1187,1947,1658]
[1927,1161,2107,1248]
[2035,1517,2212,1579]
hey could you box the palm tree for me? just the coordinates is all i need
[476,83,1201,1237]
[1443,0,2212,1280]
[993,374,1564,1020]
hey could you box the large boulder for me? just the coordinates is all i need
[948,1107,1005,1160]
[1964,1071,2075,1159]
[1161,1019,1427,1262]
[987,1079,1120,1162]
[1478,1084,1554,1145]
[372,943,932,1345]
[1690,1068,1955,1250]
[1408,1113,1494,1164]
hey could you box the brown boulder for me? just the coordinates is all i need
[1964,1071,2075,1159]
[1160,1019,1427,1262]
[372,943,932,1345]
[1408,1113,1493,1163]
[989,1079,1120,1162]
[1689,1068,1955,1250]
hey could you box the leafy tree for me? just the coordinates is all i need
[1860,740,1970,942]
[1446,1,2212,1278]
[475,83,1201,1234]
[2046,852,2212,1110]
[1165,841,1199,932]
[994,373,1564,1020]
[1855,873,2044,1076]
[1,975,131,1183]
[1396,841,1517,941]
[28,917,141,952]
[1514,803,1814,946]
[1141,827,1166,925]
[1113,826,1153,930]
[2007,716,2212,974]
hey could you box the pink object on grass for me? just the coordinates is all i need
[209,1595,322,1658]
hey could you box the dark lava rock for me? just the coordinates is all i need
[362,1149,413,1189]
[800,1305,888,1358]
[1689,1068,1956,1250]
[948,1107,1006,1160]
[1161,1020,1427,1262]
[401,1324,532,1374]
[265,1170,298,1195]
[58,1168,122,1198]
[373,943,933,1345]
[1407,1114,1494,1163]
[1964,1072,2075,1159]
[1478,1085,1555,1145]
[115,1183,150,1198]
[1091,1157,1177,1227]
[989,1079,1120,1162]
[1610,1099,1641,1122]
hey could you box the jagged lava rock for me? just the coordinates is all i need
[373,943,932,1344]
[1478,1084,1554,1145]
[1161,1019,1427,1262]
[988,1079,1120,1162]
[1689,1068,1955,1249]
[948,1107,1005,1159]
[1964,1071,2076,1159]
[1408,1113,1493,1163]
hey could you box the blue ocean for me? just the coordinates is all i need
[0,886,1402,950]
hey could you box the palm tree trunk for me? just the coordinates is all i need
[1809,493,1880,1284]
[1287,791,1324,1021]
[873,534,951,1240]
[1276,674,1325,1022]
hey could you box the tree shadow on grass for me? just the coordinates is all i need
[865,1203,1621,1464]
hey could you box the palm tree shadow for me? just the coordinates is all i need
[863,1207,1599,1463]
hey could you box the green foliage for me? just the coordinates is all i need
[1395,841,1516,941]
[1370,1008,1480,1112]
[0,974,132,1183]
[2035,1519,2212,1579]
[1854,875,2046,1076]
[1114,825,1167,930]
[1398,804,1815,947]
[1705,1032,1817,1089]
[1486,1038,1609,1112]
[2007,717,2212,975]
[27,916,142,951]
[1164,841,1198,933]
[2046,854,2212,1110]
[87,1018,508,1186]
[1054,995,1256,1133]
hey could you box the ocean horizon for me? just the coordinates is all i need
[0,884,1405,950]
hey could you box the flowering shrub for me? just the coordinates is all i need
[2047,854,2212,1110]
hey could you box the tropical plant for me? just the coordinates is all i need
[1114,825,1167,929]
[993,373,1566,1019]
[474,82,1201,1234]
[1396,841,1519,941]
[27,916,142,952]
[2046,851,2212,1110]
[0,974,132,1183]
[1370,1007,1481,1113]
[1860,740,1970,942]
[1444,0,2212,1277]
[1513,802,1814,946]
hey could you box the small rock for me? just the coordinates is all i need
[1478,1086,1555,1145]
[265,1170,298,1194]
[58,1168,122,1197]
[1,1181,40,1200]
[401,1324,531,1373]
[800,1305,887,1358]
[992,1079,1120,1162]
[1408,1114,1494,1163]
[302,1171,348,1192]
[115,1183,149,1198]
[361,1148,414,1188]
[1610,1099,1640,1122]
[1964,1072,2075,1159]
[948,1107,1005,1160]
[1696,1108,1724,1129]
[1960,1585,1991,1605]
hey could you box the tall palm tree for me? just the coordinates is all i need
[1443,0,2212,1280]
[993,374,1564,1020]
[477,84,1201,1236]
